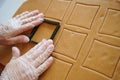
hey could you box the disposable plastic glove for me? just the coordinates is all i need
[0,10,44,45]
[0,39,54,80]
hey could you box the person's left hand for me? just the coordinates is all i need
[0,10,44,45]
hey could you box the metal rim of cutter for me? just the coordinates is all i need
[28,19,60,44]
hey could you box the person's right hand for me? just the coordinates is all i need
[0,39,54,80]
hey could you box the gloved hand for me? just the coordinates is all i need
[0,10,44,45]
[0,39,54,80]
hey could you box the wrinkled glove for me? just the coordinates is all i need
[0,39,54,80]
[0,10,44,45]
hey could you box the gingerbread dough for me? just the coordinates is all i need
[0,0,120,80]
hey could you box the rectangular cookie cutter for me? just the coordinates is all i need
[28,19,60,44]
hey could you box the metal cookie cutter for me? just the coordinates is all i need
[28,19,60,44]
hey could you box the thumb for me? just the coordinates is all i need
[11,47,20,60]
[6,35,30,45]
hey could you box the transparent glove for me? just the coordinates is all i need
[0,39,54,80]
[0,10,44,45]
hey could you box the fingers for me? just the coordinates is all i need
[14,10,44,33]
[29,40,48,59]
[15,10,39,20]
[36,57,53,75]
[33,44,54,67]
[21,13,44,24]
[6,35,29,45]
[25,39,47,56]
[20,18,44,32]
[31,39,53,60]
[11,47,20,60]
[14,11,29,19]
[26,39,53,59]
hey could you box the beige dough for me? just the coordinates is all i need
[0,0,120,80]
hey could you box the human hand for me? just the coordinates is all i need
[0,10,44,45]
[0,39,54,80]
